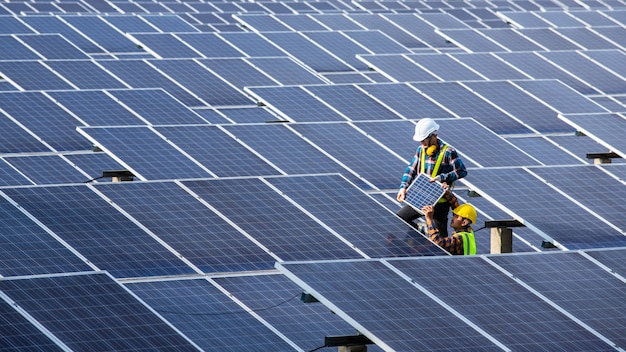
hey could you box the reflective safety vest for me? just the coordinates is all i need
[420,144,449,203]
[458,231,476,255]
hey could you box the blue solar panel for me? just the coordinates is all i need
[78,126,213,180]
[140,14,201,32]
[213,273,383,352]
[404,173,445,211]
[3,185,195,278]
[182,178,365,261]
[0,36,40,60]
[555,28,620,50]
[437,28,506,52]
[300,31,371,70]
[407,53,485,80]
[304,84,403,120]
[357,83,455,119]
[584,247,626,276]
[246,86,345,122]
[21,16,104,53]
[64,152,127,181]
[463,167,626,249]
[95,181,276,272]
[463,80,574,133]
[0,196,91,276]
[0,16,35,34]
[217,107,281,123]
[4,155,90,184]
[277,260,502,351]
[245,57,327,85]
[505,136,585,165]
[47,90,145,126]
[357,54,439,82]
[262,32,354,72]
[514,80,608,114]
[218,32,287,57]
[17,34,88,60]
[149,59,254,106]
[489,251,626,348]
[233,14,293,31]
[126,278,294,351]
[412,82,534,134]
[267,174,447,257]
[0,61,74,91]
[107,89,209,125]
[558,113,626,159]
[342,30,414,54]
[63,15,145,53]
[476,28,545,51]
[46,60,127,89]
[310,14,366,30]
[389,256,614,351]
[0,272,198,350]
[102,15,160,33]
[0,91,90,151]
[347,14,428,49]
[0,299,65,351]
[276,14,329,30]
[130,33,201,58]
[177,33,245,58]
[383,13,459,48]
[290,122,407,189]
[98,60,204,107]
[154,125,281,177]
[198,58,278,89]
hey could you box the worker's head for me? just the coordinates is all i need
[451,203,477,229]
[413,118,439,155]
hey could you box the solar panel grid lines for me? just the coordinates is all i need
[558,112,626,158]
[435,27,509,52]
[403,173,445,212]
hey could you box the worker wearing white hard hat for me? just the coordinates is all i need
[396,118,467,238]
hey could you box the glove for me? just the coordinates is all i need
[397,188,406,202]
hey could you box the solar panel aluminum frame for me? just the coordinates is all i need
[403,173,445,214]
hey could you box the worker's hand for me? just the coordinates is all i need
[441,181,450,191]
[396,188,406,202]
[422,205,434,219]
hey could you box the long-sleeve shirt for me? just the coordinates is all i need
[399,139,467,190]
[425,191,467,255]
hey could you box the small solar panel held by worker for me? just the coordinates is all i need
[404,173,445,213]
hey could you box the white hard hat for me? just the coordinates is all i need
[413,118,440,141]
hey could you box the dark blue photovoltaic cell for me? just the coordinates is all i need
[48,90,146,126]
[182,178,363,261]
[63,152,126,182]
[247,86,345,122]
[126,278,293,351]
[451,53,530,80]
[0,16,34,34]
[245,57,327,85]
[301,31,371,70]
[490,252,626,348]
[505,136,584,165]
[412,82,534,134]
[304,85,402,120]
[357,83,455,119]
[0,91,89,151]
[233,14,293,31]
[529,165,626,229]
[102,15,160,33]
[98,60,204,107]
[517,28,583,50]
[277,260,502,351]
[384,13,460,48]
[437,29,507,52]
[21,16,103,53]
[275,14,328,30]
[476,28,545,51]
[131,33,203,58]
[155,125,280,177]
[0,36,40,60]
[107,89,209,125]
[558,113,626,158]
[45,60,127,89]
[268,174,447,257]
[78,126,213,180]
[407,53,484,80]
[140,15,200,32]
[463,80,574,133]
[177,33,244,58]
[149,59,254,106]
[17,34,88,60]
[584,247,626,277]
[404,173,445,211]
[96,181,275,272]
[214,274,385,352]
[346,14,426,49]
[223,124,350,176]
[291,123,406,189]
[3,186,194,278]
[0,197,90,276]
[262,32,353,72]
[464,168,626,249]
[217,107,281,124]
[358,54,439,82]
[344,30,414,54]
[218,32,287,57]
[0,61,74,91]
[0,299,64,351]
[4,155,90,184]
[198,58,278,89]
[555,28,619,50]
[390,256,613,351]
[63,15,145,53]
[0,272,198,351]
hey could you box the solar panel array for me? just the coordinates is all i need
[1,0,625,350]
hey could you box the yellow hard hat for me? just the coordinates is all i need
[453,203,477,224]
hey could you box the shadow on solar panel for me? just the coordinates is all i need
[403,173,445,213]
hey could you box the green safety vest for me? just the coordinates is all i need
[420,144,449,203]
[459,231,476,255]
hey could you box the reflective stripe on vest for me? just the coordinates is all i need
[459,231,476,255]
[420,144,449,203]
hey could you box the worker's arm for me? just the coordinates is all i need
[432,147,467,184]
[397,152,420,202]
[442,189,460,210]
[422,205,464,255]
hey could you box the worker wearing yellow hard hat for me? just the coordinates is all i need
[397,118,468,238]
[422,191,477,255]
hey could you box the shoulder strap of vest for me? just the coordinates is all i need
[421,144,448,175]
